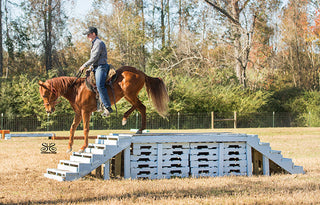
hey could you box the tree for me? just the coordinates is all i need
[278,0,319,90]
[246,0,280,90]
[22,0,68,73]
[83,0,148,70]
[204,0,256,87]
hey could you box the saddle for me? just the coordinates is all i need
[85,64,117,112]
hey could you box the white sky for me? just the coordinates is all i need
[65,0,95,19]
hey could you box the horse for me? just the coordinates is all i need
[38,66,169,153]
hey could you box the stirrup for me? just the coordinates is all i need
[101,107,113,117]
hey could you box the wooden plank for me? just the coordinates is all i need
[157,143,163,179]
[234,111,237,129]
[190,160,219,168]
[124,146,130,179]
[132,133,248,143]
[104,160,110,180]
[211,111,214,129]
[263,155,270,176]
[218,143,224,176]
[190,142,219,149]
[162,142,189,149]
[52,136,97,140]
[214,119,234,122]
[246,144,252,176]
[190,155,219,161]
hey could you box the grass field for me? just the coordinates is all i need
[0,128,320,204]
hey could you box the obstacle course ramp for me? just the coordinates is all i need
[246,134,304,175]
[44,134,131,181]
[44,132,304,181]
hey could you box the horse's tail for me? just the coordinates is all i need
[145,75,169,118]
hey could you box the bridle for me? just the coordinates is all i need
[43,80,60,106]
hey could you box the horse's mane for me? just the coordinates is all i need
[47,76,83,96]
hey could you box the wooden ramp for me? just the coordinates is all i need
[44,132,304,181]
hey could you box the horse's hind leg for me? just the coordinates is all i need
[125,97,146,134]
[122,106,135,126]
[135,100,146,134]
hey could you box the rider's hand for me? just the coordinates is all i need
[79,66,85,72]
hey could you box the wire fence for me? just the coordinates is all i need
[0,111,310,132]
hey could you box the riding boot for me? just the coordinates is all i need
[101,106,113,117]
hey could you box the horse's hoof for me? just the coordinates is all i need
[136,130,142,134]
[122,119,127,126]
[78,149,85,153]
[66,148,72,153]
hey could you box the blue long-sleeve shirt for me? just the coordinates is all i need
[82,37,107,68]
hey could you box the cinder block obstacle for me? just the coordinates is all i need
[44,132,304,181]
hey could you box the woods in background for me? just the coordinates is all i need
[1,0,320,127]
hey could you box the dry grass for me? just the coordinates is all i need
[0,128,320,204]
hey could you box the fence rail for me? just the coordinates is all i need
[0,111,310,132]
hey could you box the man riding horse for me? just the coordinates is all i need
[39,27,169,153]
[79,27,113,117]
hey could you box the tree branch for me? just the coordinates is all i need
[204,0,242,27]
[239,0,250,13]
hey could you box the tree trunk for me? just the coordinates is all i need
[178,0,182,42]
[44,0,53,72]
[5,0,13,77]
[152,0,156,52]
[166,0,170,47]
[231,0,244,86]
[0,0,3,77]
[161,0,165,49]
[48,0,53,71]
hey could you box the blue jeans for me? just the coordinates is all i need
[94,64,111,108]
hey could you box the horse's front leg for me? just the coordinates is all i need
[79,111,91,152]
[67,113,82,153]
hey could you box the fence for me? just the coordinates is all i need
[0,111,309,132]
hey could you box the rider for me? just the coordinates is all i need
[79,27,113,117]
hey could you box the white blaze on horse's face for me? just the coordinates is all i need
[39,80,57,114]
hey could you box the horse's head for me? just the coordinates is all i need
[39,80,59,114]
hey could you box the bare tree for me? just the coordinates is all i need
[205,0,255,87]
[22,0,67,73]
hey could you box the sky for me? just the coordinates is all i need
[65,0,95,19]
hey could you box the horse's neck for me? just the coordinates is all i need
[53,77,79,99]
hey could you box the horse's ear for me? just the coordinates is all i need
[39,80,48,90]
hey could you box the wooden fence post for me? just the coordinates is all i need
[211,111,214,129]
[234,111,237,129]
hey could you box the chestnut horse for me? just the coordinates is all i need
[39,66,169,153]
